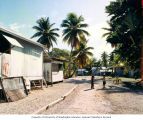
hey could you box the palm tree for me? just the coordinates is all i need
[101,52,108,68]
[61,13,89,77]
[61,13,89,51]
[31,17,59,51]
[72,42,93,69]
[104,0,141,70]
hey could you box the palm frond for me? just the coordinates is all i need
[80,23,88,28]
[31,32,42,38]
[32,26,43,31]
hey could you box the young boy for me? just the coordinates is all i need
[91,76,94,89]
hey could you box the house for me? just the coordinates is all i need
[0,26,44,91]
[44,55,64,84]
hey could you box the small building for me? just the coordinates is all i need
[0,26,44,91]
[44,56,64,84]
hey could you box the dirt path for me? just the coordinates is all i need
[0,81,76,114]
[41,78,112,114]
[103,82,143,114]
[41,76,143,114]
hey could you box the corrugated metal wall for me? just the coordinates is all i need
[44,63,51,82]
[10,47,24,77]
[22,42,43,80]
[1,41,43,81]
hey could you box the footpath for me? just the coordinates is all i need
[0,79,77,114]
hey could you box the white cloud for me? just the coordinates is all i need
[9,23,25,32]
[8,23,32,36]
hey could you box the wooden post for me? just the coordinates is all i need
[21,77,28,95]
[41,79,43,89]
[43,78,48,88]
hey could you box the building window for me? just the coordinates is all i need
[52,63,59,72]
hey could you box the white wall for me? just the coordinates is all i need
[1,41,43,81]
[44,62,64,83]
[52,70,63,82]
[10,47,25,77]
[23,43,43,80]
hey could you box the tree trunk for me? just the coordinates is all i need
[141,39,143,81]
[68,47,74,78]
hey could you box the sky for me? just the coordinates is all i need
[0,0,114,60]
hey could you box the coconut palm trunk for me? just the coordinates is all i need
[141,38,143,81]
[68,46,74,77]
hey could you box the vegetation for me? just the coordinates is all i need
[101,51,108,68]
[31,13,93,78]
[31,17,59,51]
[103,0,142,77]
[61,13,90,77]
[49,48,73,78]
[49,48,70,60]
[61,13,89,50]
[49,47,77,78]
[72,41,93,69]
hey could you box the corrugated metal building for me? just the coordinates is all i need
[0,26,44,90]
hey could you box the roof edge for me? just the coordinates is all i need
[0,26,44,48]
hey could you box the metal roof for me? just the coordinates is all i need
[0,26,44,48]
[3,35,24,48]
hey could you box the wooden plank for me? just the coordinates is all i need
[3,76,23,79]
[21,77,28,95]
[6,89,27,102]
[41,79,43,88]
[0,78,8,102]
[43,78,48,88]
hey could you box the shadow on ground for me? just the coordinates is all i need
[65,77,143,95]
[97,83,143,95]
[65,78,102,85]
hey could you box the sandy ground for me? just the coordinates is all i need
[1,76,143,114]
[41,78,112,114]
[0,81,76,114]
[104,81,143,114]
[41,76,143,114]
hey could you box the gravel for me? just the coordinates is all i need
[41,76,143,114]
[0,80,76,114]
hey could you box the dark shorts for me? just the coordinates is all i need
[103,81,106,85]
